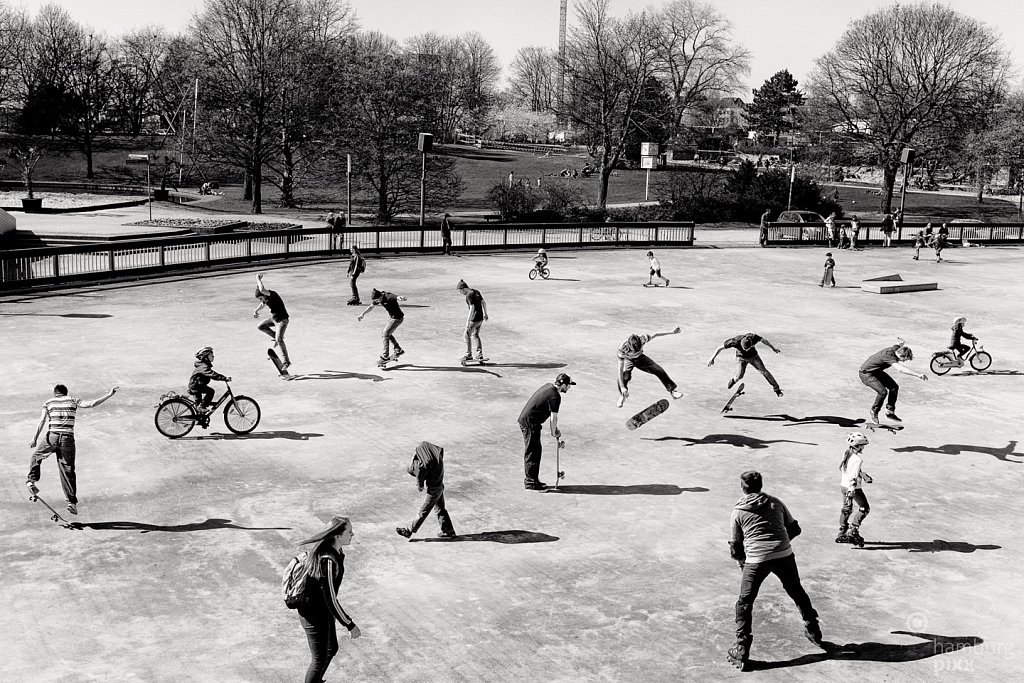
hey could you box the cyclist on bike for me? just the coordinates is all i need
[534,248,548,273]
[189,347,231,414]
[948,317,977,361]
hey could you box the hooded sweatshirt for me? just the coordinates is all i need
[730,492,800,564]
[407,441,444,489]
[188,359,228,392]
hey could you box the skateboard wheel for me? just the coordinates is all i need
[51,514,59,522]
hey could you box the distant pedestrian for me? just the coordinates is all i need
[934,223,949,262]
[646,251,670,287]
[880,213,895,247]
[456,279,488,362]
[838,225,850,250]
[358,289,408,365]
[440,213,453,256]
[395,442,456,539]
[707,332,784,396]
[517,373,574,490]
[293,516,361,683]
[615,328,685,408]
[327,210,346,250]
[758,209,770,248]
[850,216,860,249]
[27,383,118,516]
[824,213,837,247]
[893,207,904,235]
[819,252,836,287]
[923,223,934,246]
[254,273,291,369]
[912,232,925,260]
[346,245,366,305]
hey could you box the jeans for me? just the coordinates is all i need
[349,273,360,301]
[618,354,677,394]
[298,602,338,683]
[840,487,870,529]
[381,317,404,358]
[735,354,780,392]
[191,386,215,408]
[464,320,484,359]
[859,370,898,414]
[519,422,543,486]
[407,485,455,535]
[442,232,452,255]
[28,432,78,504]
[735,553,818,643]
[258,316,290,363]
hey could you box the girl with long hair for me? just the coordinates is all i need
[837,433,874,547]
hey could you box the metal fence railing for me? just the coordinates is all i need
[766,221,1024,246]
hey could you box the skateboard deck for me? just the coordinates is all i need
[642,283,664,287]
[29,493,75,528]
[864,418,903,433]
[459,357,490,366]
[267,349,290,378]
[721,383,745,413]
[553,439,565,489]
[626,399,670,430]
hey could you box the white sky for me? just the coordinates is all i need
[49,0,1024,94]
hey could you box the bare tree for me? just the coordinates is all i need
[64,29,115,178]
[109,27,170,134]
[508,46,558,112]
[810,3,1010,211]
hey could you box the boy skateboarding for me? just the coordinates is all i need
[456,279,488,363]
[254,273,291,370]
[615,328,684,408]
[358,289,408,365]
[645,251,670,287]
[707,332,784,397]
[858,338,927,424]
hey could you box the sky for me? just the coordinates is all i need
[48,0,1024,95]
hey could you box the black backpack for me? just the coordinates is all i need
[281,552,311,609]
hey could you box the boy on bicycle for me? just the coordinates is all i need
[949,317,977,360]
[189,347,231,413]
[534,248,549,272]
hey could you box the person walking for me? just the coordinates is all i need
[27,383,118,515]
[440,213,453,256]
[880,212,895,247]
[346,246,366,305]
[294,516,361,683]
[758,208,770,248]
[254,273,291,369]
[858,338,927,424]
[615,328,684,408]
[836,433,873,547]
[395,442,456,539]
[646,251,670,287]
[727,470,824,671]
[456,279,488,362]
[358,289,408,366]
[517,373,574,490]
[819,252,836,288]
[707,333,784,396]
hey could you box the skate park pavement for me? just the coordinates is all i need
[1,243,1022,682]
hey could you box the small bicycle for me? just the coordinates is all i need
[154,381,261,438]
[930,339,992,375]
[529,264,551,280]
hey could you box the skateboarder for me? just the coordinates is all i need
[819,252,835,287]
[294,516,361,683]
[728,470,824,670]
[254,273,291,370]
[646,251,670,287]
[836,432,873,546]
[188,346,231,413]
[395,442,456,539]
[517,373,574,490]
[27,383,118,515]
[707,332,784,396]
[358,289,407,364]
[456,279,488,362]
[859,338,927,423]
[948,316,977,360]
[616,328,684,408]
[346,246,366,305]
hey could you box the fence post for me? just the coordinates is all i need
[541,227,546,245]
[108,249,115,272]
[159,244,165,267]
[245,237,251,260]
[420,229,425,249]
[578,226,584,245]
[52,253,60,280]
[375,230,380,251]
[503,227,508,247]
[654,225,660,243]
[203,239,211,263]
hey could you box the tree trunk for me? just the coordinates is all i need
[85,131,94,179]
[880,163,898,213]
[243,171,252,200]
[280,132,296,208]
[975,157,985,204]
[250,162,262,214]
[377,177,389,224]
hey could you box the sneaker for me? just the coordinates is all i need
[437,530,456,538]
[26,481,39,496]
[869,411,880,424]
[885,411,902,422]
[774,388,784,397]
[727,377,737,390]
[804,621,824,647]
[664,279,670,286]
[670,390,683,400]
[460,354,472,362]
[281,361,291,370]
[524,482,548,491]
[66,503,78,515]
[616,394,626,408]
[393,348,405,358]
[395,527,412,538]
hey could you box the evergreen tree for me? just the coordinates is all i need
[747,69,804,141]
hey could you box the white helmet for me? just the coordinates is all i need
[954,316,967,326]
[195,346,214,360]
[538,248,546,254]
[846,432,869,447]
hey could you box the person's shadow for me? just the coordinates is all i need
[749,631,983,670]
[410,530,557,544]
[289,371,388,382]
[546,484,707,495]
[860,540,1000,553]
[725,414,866,428]
[892,441,1021,463]
[384,364,502,378]
[181,431,323,441]
[645,434,816,449]
[71,518,291,534]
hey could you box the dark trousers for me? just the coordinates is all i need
[618,354,677,394]
[735,354,780,392]
[192,386,215,408]
[859,370,898,414]
[442,233,452,255]
[735,553,818,643]
[28,433,78,504]
[349,273,360,301]
[408,485,455,535]
[298,603,338,683]
[519,422,543,486]
[840,487,870,529]
[758,227,768,247]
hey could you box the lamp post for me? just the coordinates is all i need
[417,133,433,226]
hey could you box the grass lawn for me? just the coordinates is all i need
[835,184,1022,222]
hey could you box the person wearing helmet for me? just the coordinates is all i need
[188,347,231,414]
[858,337,927,424]
[707,332,784,397]
[254,273,291,370]
[534,248,548,271]
[836,433,873,546]
[645,251,670,287]
[948,317,976,360]
[615,328,684,408]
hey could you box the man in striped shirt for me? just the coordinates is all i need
[616,328,684,408]
[27,383,118,515]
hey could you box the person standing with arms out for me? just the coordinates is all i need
[707,332,784,397]
[819,252,836,288]
[254,273,291,370]
[758,208,770,248]
[346,245,366,306]
[358,288,407,365]
[294,516,361,683]
[440,213,453,256]
[456,279,488,362]
[517,373,574,491]
[646,251,670,286]
[859,337,927,424]
[27,383,118,515]
[727,470,824,671]
[395,442,456,539]
[836,433,873,547]
[616,329,684,408]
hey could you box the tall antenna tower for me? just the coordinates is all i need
[558,0,567,121]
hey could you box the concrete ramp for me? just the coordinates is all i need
[0,207,15,237]
[862,274,903,282]
[861,281,937,294]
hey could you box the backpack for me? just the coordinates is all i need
[282,552,311,609]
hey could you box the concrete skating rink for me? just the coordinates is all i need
[2,245,1022,682]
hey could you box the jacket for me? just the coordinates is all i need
[408,441,445,489]
[188,360,228,391]
[729,492,801,564]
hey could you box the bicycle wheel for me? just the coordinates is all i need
[540,267,550,280]
[155,399,197,438]
[529,269,538,280]
[224,396,261,434]
[970,352,992,372]
[929,355,951,376]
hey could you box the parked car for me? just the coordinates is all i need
[776,210,826,240]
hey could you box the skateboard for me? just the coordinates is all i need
[626,399,670,430]
[642,283,664,287]
[721,383,745,413]
[863,418,903,433]
[377,354,400,370]
[459,357,490,366]
[553,439,566,490]
[267,348,290,378]
[29,493,75,528]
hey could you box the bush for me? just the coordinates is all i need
[486,183,540,221]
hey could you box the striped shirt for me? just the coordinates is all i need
[44,396,84,434]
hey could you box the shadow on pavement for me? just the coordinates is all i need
[543,277,581,282]
[545,484,706,495]
[860,540,1001,553]
[385,364,501,377]
[947,370,1024,376]
[72,518,292,534]
[289,371,388,382]
[0,312,113,318]
[725,414,866,428]
[485,362,567,369]
[892,441,1021,463]
[748,631,983,670]
[411,530,558,544]
[181,431,324,441]
[646,434,816,449]
[400,304,431,308]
